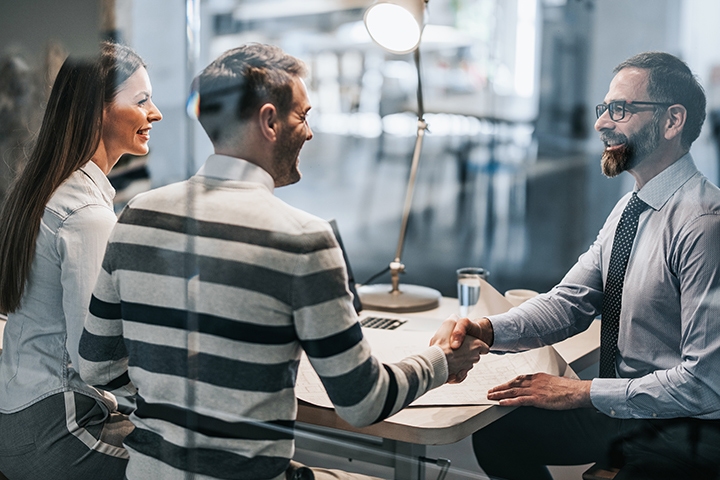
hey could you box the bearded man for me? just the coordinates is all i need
[450,51,720,479]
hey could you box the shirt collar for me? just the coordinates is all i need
[636,153,698,211]
[80,160,115,202]
[195,154,275,193]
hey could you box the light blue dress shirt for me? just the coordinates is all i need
[0,161,118,413]
[490,154,720,419]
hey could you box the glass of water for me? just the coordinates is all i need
[457,267,488,317]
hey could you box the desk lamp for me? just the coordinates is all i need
[357,0,441,313]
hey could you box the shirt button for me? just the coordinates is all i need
[652,413,658,418]
[610,409,616,416]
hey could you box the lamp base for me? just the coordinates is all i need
[357,284,441,313]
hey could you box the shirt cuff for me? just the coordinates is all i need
[423,345,448,390]
[590,378,632,417]
[486,313,520,351]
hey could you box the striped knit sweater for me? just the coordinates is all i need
[78,155,448,480]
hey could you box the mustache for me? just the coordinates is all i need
[600,131,628,145]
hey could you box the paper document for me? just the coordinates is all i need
[296,329,571,408]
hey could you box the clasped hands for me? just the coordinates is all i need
[431,317,592,409]
[428,318,488,384]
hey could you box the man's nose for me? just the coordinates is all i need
[594,109,613,132]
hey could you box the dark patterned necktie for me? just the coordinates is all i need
[599,193,649,378]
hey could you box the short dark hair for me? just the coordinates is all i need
[614,52,706,149]
[194,43,306,143]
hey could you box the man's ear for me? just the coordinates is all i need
[663,104,687,142]
[258,103,278,142]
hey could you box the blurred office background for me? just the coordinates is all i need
[3,0,720,478]
[2,0,720,300]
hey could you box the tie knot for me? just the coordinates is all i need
[627,193,649,216]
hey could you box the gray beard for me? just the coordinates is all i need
[600,117,660,178]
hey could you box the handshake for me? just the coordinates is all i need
[428,316,494,384]
[429,316,592,410]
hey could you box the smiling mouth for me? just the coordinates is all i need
[137,127,151,137]
[602,136,628,151]
[605,143,625,151]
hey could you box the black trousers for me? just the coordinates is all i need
[0,392,131,480]
[472,407,720,480]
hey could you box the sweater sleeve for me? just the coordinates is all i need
[78,236,137,397]
[292,224,448,427]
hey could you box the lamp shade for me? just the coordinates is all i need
[364,0,427,54]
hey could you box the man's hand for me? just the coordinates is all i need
[430,319,489,384]
[449,317,494,350]
[487,373,592,410]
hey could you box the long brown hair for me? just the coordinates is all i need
[0,42,145,313]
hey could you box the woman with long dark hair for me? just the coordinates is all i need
[0,42,162,478]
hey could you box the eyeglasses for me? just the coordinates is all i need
[595,100,673,121]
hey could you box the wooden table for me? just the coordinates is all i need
[295,281,600,479]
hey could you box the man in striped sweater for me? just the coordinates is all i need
[78,43,485,480]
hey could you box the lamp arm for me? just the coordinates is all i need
[390,48,427,292]
[414,47,425,118]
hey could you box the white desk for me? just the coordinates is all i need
[295,281,600,479]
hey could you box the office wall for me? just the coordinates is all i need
[122,0,214,187]
[679,0,720,183]
[681,0,720,94]
[0,0,100,61]
[0,0,100,55]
